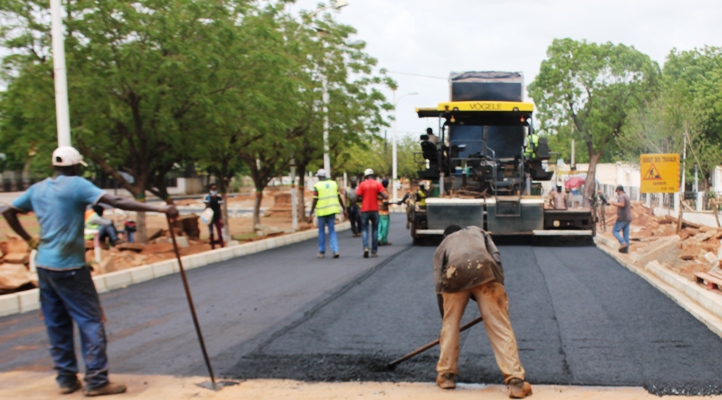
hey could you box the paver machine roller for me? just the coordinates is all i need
[406,71,594,243]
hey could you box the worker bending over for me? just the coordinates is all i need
[433,224,532,399]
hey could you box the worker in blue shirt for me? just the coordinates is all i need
[2,147,178,396]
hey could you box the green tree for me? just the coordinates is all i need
[529,38,659,203]
[0,0,253,241]
[282,8,393,223]
[657,47,722,184]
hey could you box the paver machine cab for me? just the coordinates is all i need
[407,71,594,243]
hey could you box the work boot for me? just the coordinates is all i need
[59,380,82,395]
[436,373,456,389]
[363,248,369,258]
[618,244,629,253]
[333,252,340,258]
[83,382,127,397]
[318,252,325,258]
[508,378,532,399]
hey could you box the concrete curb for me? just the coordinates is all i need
[594,235,722,339]
[0,222,350,318]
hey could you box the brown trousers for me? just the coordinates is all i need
[437,282,525,384]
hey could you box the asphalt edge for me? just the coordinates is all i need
[594,235,722,339]
[0,222,350,318]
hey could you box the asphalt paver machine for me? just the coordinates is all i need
[407,71,594,243]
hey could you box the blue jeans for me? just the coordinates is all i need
[317,214,339,254]
[361,211,379,253]
[98,225,119,244]
[613,220,630,245]
[37,266,109,390]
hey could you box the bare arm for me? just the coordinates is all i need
[610,198,626,208]
[1,207,32,242]
[98,194,178,218]
[308,198,318,222]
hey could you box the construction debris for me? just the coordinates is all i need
[604,202,722,284]
[172,215,200,239]
[264,193,294,218]
[0,263,35,294]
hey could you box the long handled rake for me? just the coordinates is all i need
[166,215,217,390]
[386,315,484,369]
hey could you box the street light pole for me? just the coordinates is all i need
[322,66,330,177]
[50,0,71,147]
[392,90,418,201]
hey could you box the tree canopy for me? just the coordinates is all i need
[529,38,659,201]
[0,0,394,237]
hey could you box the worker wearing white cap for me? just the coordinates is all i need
[308,168,346,258]
[355,168,388,258]
[2,146,178,396]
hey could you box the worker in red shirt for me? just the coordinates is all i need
[355,168,388,258]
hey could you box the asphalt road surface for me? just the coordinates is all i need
[2,218,722,396]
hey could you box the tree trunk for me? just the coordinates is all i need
[136,211,147,243]
[584,151,603,207]
[297,164,307,222]
[129,187,149,243]
[252,187,263,228]
[217,170,231,242]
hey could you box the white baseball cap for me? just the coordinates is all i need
[316,168,326,177]
[364,168,374,177]
[52,146,87,166]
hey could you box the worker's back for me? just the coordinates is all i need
[433,226,504,293]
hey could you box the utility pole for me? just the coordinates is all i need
[681,133,687,193]
[322,69,330,178]
[291,157,297,231]
[50,0,71,147]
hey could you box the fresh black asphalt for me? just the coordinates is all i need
[1,218,721,395]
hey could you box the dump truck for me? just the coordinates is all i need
[407,71,594,243]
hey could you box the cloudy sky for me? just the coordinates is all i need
[290,0,719,138]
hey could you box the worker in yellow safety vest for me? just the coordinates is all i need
[524,131,538,158]
[417,184,428,208]
[309,169,347,259]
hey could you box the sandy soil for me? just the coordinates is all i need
[1,371,720,400]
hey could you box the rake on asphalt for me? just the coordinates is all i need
[386,316,484,369]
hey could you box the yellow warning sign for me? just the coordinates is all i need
[640,154,680,193]
[643,164,662,180]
